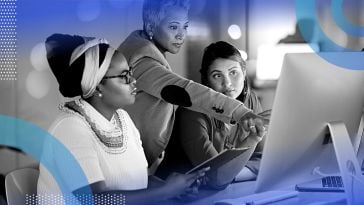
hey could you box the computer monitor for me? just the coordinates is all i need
[255,52,364,193]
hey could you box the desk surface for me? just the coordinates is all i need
[163,181,346,205]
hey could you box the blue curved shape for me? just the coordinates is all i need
[296,0,364,70]
[0,115,93,204]
[331,0,364,37]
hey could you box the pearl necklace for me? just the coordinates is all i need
[60,99,128,154]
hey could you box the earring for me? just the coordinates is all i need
[148,32,153,40]
[97,93,103,98]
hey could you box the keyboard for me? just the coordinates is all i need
[296,175,345,192]
[322,176,343,188]
[296,170,364,192]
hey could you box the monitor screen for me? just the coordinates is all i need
[255,52,364,192]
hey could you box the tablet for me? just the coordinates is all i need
[185,147,250,174]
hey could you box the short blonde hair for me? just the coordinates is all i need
[142,0,190,31]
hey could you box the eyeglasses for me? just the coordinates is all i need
[102,70,134,84]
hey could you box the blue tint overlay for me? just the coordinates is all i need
[17,0,142,33]
[296,0,364,70]
[0,115,93,204]
[331,0,364,37]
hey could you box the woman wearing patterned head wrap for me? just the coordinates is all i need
[37,33,208,205]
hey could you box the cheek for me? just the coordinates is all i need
[107,83,121,94]
[233,76,245,90]
[117,86,131,98]
[208,79,223,92]
[105,84,128,99]
[159,29,174,43]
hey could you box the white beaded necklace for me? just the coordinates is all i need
[60,99,128,154]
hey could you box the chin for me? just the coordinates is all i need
[227,94,236,99]
[169,48,180,54]
[226,93,239,99]
[121,97,135,107]
[127,98,136,105]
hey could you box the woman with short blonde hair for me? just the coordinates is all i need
[118,0,265,170]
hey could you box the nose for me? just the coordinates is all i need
[176,29,186,40]
[222,76,232,89]
[129,76,136,85]
[128,75,136,89]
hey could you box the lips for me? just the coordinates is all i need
[131,88,138,95]
[223,89,235,96]
[173,43,183,48]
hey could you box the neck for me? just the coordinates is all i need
[85,98,115,121]
[153,40,167,57]
[142,30,167,57]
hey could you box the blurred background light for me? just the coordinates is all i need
[26,70,51,99]
[239,49,248,61]
[30,43,48,72]
[187,21,211,39]
[228,24,242,40]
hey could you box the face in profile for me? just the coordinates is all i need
[207,58,245,99]
[100,52,137,109]
[153,7,189,54]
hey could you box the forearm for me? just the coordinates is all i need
[133,58,252,124]
[241,135,261,149]
[183,81,251,123]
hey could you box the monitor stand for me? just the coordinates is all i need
[353,110,364,168]
[327,118,364,205]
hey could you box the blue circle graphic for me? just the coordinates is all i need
[296,0,364,70]
[0,115,93,204]
[332,0,364,37]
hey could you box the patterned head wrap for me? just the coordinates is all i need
[46,33,115,98]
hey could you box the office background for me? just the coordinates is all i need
[0,0,363,201]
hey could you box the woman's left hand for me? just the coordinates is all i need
[178,178,202,200]
[164,166,209,199]
[174,170,209,201]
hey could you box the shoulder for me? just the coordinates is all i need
[246,90,263,113]
[50,112,88,132]
[117,30,169,68]
[49,111,93,143]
